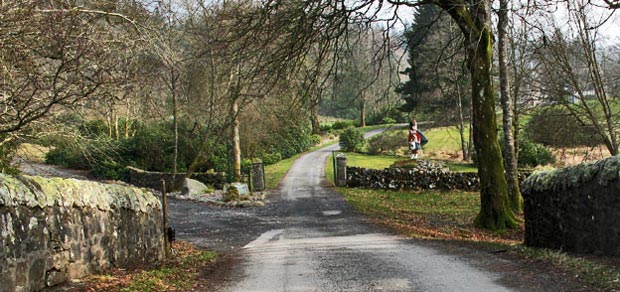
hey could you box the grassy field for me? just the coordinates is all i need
[422,126,469,153]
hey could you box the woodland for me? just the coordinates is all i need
[1,0,619,230]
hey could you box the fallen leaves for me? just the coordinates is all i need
[62,241,217,292]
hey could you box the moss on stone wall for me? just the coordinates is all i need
[0,174,164,291]
[0,174,161,212]
[522,156,620,194]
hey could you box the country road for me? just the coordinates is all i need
[168,127,586,292]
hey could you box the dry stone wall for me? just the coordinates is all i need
[347,166,481,191]
[125,166,225,191]
[521,156,620,256]
[0,175,164,292]
[346,160,531,191]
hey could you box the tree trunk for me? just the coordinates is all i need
[453,62,469,161]
[497,0,522,213]
[360,94,366,127]
[172,80,178,183]
[442,1,518,230]
[124,102,131,139]
[310,95,320,134]
[114,115,119,141]
[232,98,242,182]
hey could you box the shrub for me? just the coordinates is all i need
[332,120,355,130]
[261,151,282,165]
[381,117,397,124]
[367,130,406,155]
[44,117,228,179]
[339,128,365,152]
[474,136,555,168]
[366,107,409,125]
[518,138,556,167]
[319,124,332,132]
[526,107,602,147]
[310,134,322,146]
[257,124,315,164]
[0,135,19,175]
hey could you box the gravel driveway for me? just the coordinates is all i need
[169,127,589,292]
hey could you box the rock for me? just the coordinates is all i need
[181,178,209,197]
[253,201,265,207]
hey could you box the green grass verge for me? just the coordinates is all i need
[340,188,481,234]
[333,151,477,173]
[422,126,469,153]
[342,152,396,169]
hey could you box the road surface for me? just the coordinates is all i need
[169,127,586,292]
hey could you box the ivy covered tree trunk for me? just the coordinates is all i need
[439,0,519,230]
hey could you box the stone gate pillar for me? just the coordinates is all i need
[336,154,347,187]
[251,162,265,192]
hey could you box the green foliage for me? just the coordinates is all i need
[367,130,406,155]
[382,117,397,124]
[526,107,602,147]
[261,151,283,165]
[44,116,228,180]
[0,135,20,175]
[310,134,322,145]
[319,123,333,132]
[258,124,315,163]
[331,120,356,130]
[341,188,480,233]
[366,107,408,125]
[397,4,470,122]
[518,138,556,168]
[339,128,365,152]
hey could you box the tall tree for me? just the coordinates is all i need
[258,0,518,229]
[533,0,619,156]
[433,0,518,229]
[398,5,472,160]
[497,0,522,212]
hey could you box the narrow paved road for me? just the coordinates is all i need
[169,127,585,292]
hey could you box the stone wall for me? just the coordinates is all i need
[521,156,620,256]
[347,166,481,191]
[125,166,226,191]
[346,160,530,191]
[0,175,164,292]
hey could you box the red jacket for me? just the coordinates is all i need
[408,129,421,143]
